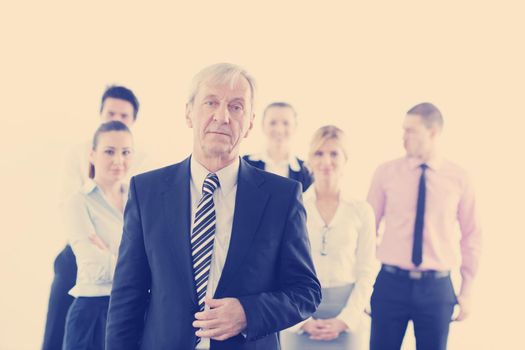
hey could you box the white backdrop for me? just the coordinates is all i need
[1,1,524,349]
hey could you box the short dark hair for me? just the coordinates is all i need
[100,85,140,120]
[263,102,297,119]
[89,121,133,178]
[407,102,444,129]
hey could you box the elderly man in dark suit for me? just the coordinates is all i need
[106,63,321,350]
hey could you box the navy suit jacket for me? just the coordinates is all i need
[106,157,321,350]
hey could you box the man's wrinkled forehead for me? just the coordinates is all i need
[196,76,252,103]
[192,74,253,107]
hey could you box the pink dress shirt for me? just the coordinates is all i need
[367,156,482,297]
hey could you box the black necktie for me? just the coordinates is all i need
[412,164,428,267]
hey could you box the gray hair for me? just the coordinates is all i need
[407,102,444,129]
[187,63,257,113]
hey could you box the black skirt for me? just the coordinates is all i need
[63,296,110,350]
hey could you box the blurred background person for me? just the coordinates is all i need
[62,121,133,349]
[367,103,482,350]
[281,125,378,350]
[243,102,312,191]
[42,85,147,350]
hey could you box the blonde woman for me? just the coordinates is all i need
[281,125,378,349]
[62,121,133,349]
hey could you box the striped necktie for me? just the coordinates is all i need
[191,172,220,344]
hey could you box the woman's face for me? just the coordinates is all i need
[90,131,134,184]
[309,139,346,183]
[262,107,296,148]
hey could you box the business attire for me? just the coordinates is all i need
[106,156,321,350]
[62,180,127,349]
[242,153,313,192]
[43,141,149,350]
[281,188,378,350]
[367,157,482,350]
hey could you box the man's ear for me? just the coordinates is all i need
[185,103,193,128]
[244,112,255,138]
[430,125,441,139]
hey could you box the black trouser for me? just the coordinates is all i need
[42,245,77,350]
[63,296,110,350]
[370,267,457,350]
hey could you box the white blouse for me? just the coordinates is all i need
[302,187,379,331]
[66,180,127,297]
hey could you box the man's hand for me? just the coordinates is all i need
[302,318,348,341]
[453,295,471,321]
[193,297,247,341]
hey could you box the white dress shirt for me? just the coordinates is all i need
[191,156,239,349]
[293,187,379,332]
[66,180,127,297]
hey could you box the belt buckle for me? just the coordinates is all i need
[436,271,449,278]
[409,271,423,279]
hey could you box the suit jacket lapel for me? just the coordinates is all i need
[215,160,269,297]
[161,157,197,305]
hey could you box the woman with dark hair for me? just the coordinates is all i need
[42,85,150,350]
[62,121,133,349]
[243,102,312,191]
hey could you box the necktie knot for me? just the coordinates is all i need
[202,173,220,195]
[420,163,428,171]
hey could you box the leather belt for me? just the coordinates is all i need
[382,264,450,279]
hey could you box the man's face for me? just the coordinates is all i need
[186,77,254,160]
[402,114,436,158]
[100,97,135,128]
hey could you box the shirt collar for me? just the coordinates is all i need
[247,152,301,172]
[406,155,443,171]
[303,185,353,204]
[191,156,239,196]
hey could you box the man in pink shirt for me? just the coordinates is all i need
[367,102,482,350]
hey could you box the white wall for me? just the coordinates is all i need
[1,1,523,349]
